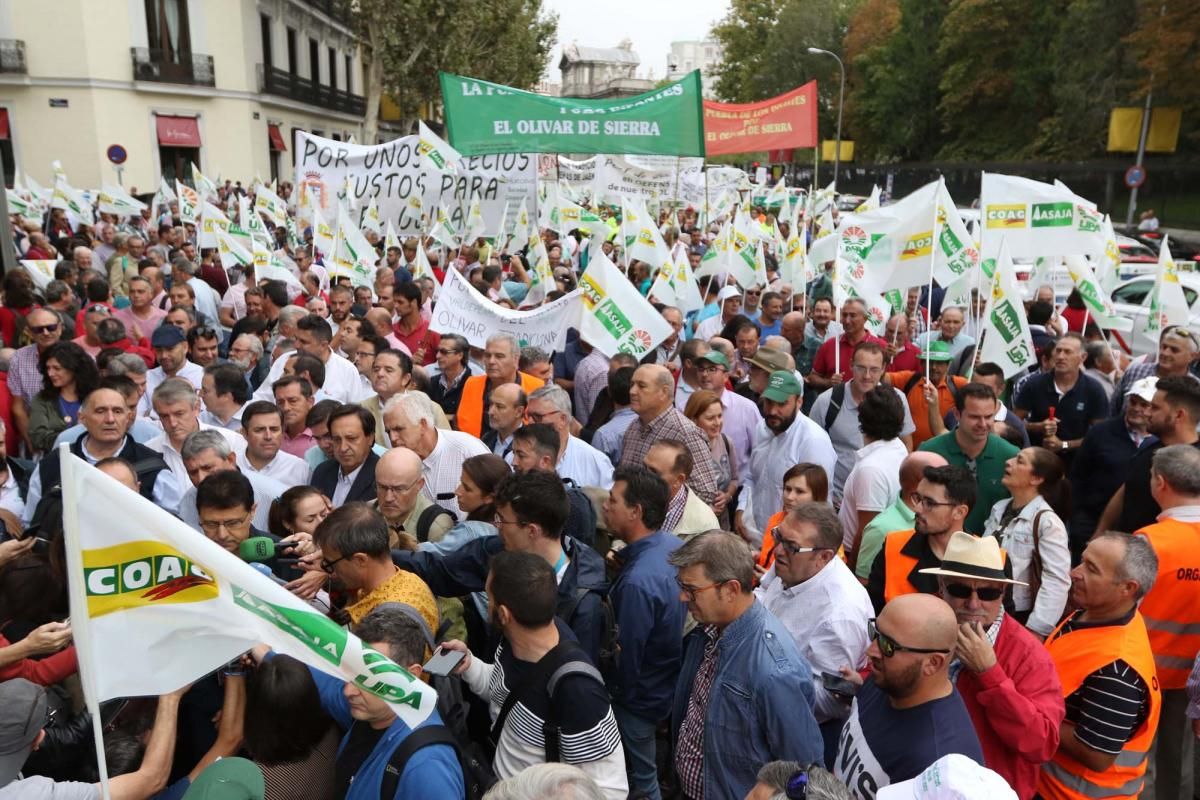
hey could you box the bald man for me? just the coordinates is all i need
[373,447,454,546]
[483,382,526,456]
[834,594,984,798]
[853,451,948,580]
[96,457,139,492]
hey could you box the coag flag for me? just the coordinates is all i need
[980,173,1105,260]
[98,185,147,217]
[417,120,462,173]
[199,202,231,249]
[579,253,673,359]
[979,239,1037,378]
[1143,235,1190,339]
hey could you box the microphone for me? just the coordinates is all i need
[248,561,288,586]
[238,536,277,563]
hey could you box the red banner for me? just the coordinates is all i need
[703,83,818,156]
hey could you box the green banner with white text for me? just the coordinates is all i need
[439,71,706,157]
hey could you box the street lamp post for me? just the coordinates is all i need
[808,47,845,191]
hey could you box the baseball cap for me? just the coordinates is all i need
[749,346,790,373]
[0,679,48,786]
[761,370,803,403]
[1125,375,1158,404]
[184,757,266,800]
[151,324,187,348]
[698,351,730,369]
[877,754,1016,800]
[717,285,743,302]
[919,340,954,362]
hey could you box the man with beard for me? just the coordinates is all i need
[833,593,983,799]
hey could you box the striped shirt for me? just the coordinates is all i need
[619,407,720,504]
[1060,613,1151,755]
[675,627,720,799]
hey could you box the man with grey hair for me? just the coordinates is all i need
[525,384,613,489]
[483,764,607,800]
[518,345,554,386]
[457,331,546,438]
[1039,531,1160,800]
[72,244,94,270]
[228,332,264,375]
[145,377,246,488]
[744,761,851,800]
[175,256,223,329]
[669,531,824,799]
[383,391,487,519]
[1135,444,1200,799]
[177,429,286,533]
[1112,325,1200,415]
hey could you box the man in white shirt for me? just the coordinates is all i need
[755,501,873,727]
[143,324,204,416]
[694,285,743,342]
[253,313,369,404]
[198,363,250,431]
[237,401,309,486]
[525,384,614,489]
[178,429,287,532]
[840,386,910,560]
[145,377,245,489]
[382,392,487,519]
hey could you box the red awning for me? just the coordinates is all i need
[0,109,9,141]
[268,124,287,152]
[155,115,201,147]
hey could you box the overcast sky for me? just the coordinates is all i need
[541,0,732,82]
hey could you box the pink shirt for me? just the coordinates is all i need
[114,306,167,340]
[281,428,317,459]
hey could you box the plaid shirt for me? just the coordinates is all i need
[663,485,689,534]
[619,406,720,504]
[675,627,721,799]
[8,344,45,406]
[1111,359,1200,415]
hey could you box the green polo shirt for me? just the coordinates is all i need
[855,496,915,581]
[918,432,1018,534]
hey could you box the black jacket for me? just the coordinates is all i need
[310,450,379,505]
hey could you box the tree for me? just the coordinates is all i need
[1124,0,1200,153]
[710,0,786,103]
[351,0,557,141]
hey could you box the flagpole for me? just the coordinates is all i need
[59,446,114,800]
[926,176,944,383]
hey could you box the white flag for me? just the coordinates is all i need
[1097,215,1123,293]
[978,239,1037,378]
[332,205,378,289]
[60,451,437,733]
[199,202,231,249]
[855,185,882,213]
[1064,256,1132,331]
[417,121,462,173]
[361,197,383,236]
[215,228,253,270]
[980,172,1105,260]
[252,242,304,291]
[51,177,94,227]
[384,220,403,253]
[1143,235,1190,339]
[578,254,673,359]
[175,181,200,226]
[254,183,288,227]
[18,260,56,290]
[98,184,147,216]
[412,240,439,298]
[311,202,334,258]
[429,203,458,249]
[462,193,487,244]
[191,162,219,201]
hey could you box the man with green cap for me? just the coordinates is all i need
[695,349,761,469]
[886,339,970,448]
[183,759,265,800]
[735,370,837,544]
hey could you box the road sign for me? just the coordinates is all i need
[106,144,127,165]
[1124,165,1146,189]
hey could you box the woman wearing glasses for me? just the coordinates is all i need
[29,341,99,453]
[982,447,1071,638]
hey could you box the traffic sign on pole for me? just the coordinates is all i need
[106,144,127,165]
[1124,164,1146,190]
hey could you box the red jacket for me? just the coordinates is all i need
[955,614,1065,800]
[0,635,78,686]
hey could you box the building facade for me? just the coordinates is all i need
[559,40,655,100]
[0,0,366,192]
[665,39,723,98]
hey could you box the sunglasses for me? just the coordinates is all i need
[769,527,829,557]
[943,582,1004,601]
[30,323,60,334]
[868,619,951,658]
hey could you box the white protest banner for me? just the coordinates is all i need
[579,253,673,358]
[557,155,597,199]
[295,131,534,238]
[60,450,438,733]
[679,165,745,208]
[591,156,704,204]
[980,172,1106,260]
[430,268,582,351]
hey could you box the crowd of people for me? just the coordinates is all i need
[0,177,1197,800]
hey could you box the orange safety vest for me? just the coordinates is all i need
[455,372,545,439]
[882,528,921,604]
[757,510,786,569]
[1135,518,1200,689]
[1038,611,1162,800]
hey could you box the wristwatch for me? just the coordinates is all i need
[1060,440,1068,451]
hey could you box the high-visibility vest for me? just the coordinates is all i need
[1038,611,1162,800]
[455,372,545,439]
[882,528,921,604]
[1135,517,1200,689]
[757,510,786,569]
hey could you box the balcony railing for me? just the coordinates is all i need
[259,65,366,116]
[130,47,215,87]
[301,0,350,23]
[0,40,25,74]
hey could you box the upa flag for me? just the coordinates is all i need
[176,181,200,226]
[18,260,56,290]
[980,172,1105,260]
[254,183,288,227]
[361,197,383,236]
[979,240,1037,379]
[1143,235,1190,338]
[429,203,458,249]
[60,450,437,742]
[1064,256,1132,331]
[417,120,462,173]
[238,196,271,246]
[579,254,673,359]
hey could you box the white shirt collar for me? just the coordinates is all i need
[1157,504,1200,523]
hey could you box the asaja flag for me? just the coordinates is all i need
[979,239,1037,379]
[251,242,304,291]
[418,120,462,173]
[60,450,437,730]
[1064,255,1132,331]
[18,260,56,290]
[176,181,200,226]
[980,172,1105,260]
[1143,235,1190,338]
[579,253,673,359]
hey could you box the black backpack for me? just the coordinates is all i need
[901,373,961,406]
[416,501,456,544]
[557,585,619,679]
[823,383,847,431]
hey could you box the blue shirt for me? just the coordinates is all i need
[591,407,637,465]
[609,530,686,720]
[758,316,783,342]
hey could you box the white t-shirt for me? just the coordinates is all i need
[839,438,908,551]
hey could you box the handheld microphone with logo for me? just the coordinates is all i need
[238,536,299,565]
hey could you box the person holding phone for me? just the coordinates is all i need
[919,532,1065,800]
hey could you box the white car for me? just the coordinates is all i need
[1111,274,1200,356]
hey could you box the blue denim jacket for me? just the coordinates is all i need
[670,600,824,799]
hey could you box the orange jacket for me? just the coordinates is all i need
[1135,517,1200,689]
[456,372,545,438]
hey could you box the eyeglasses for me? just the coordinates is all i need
[320,553,349,573]
[868,618,951,658]
[492,514,525,529]
[30,323,60,334]
[909,492,958,509]
[943,582,1005,602]
[192,326,218,339]
[527,410,563,423]
[786,766,823,800]
[198,512,251,534]
[376,478,421,496]
[436,348,461,356]
[851,363,884,376]
[770,528,829,557]
[676,578,725,600]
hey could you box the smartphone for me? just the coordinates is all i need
[423,647,466,678]
[821,671,859,698]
